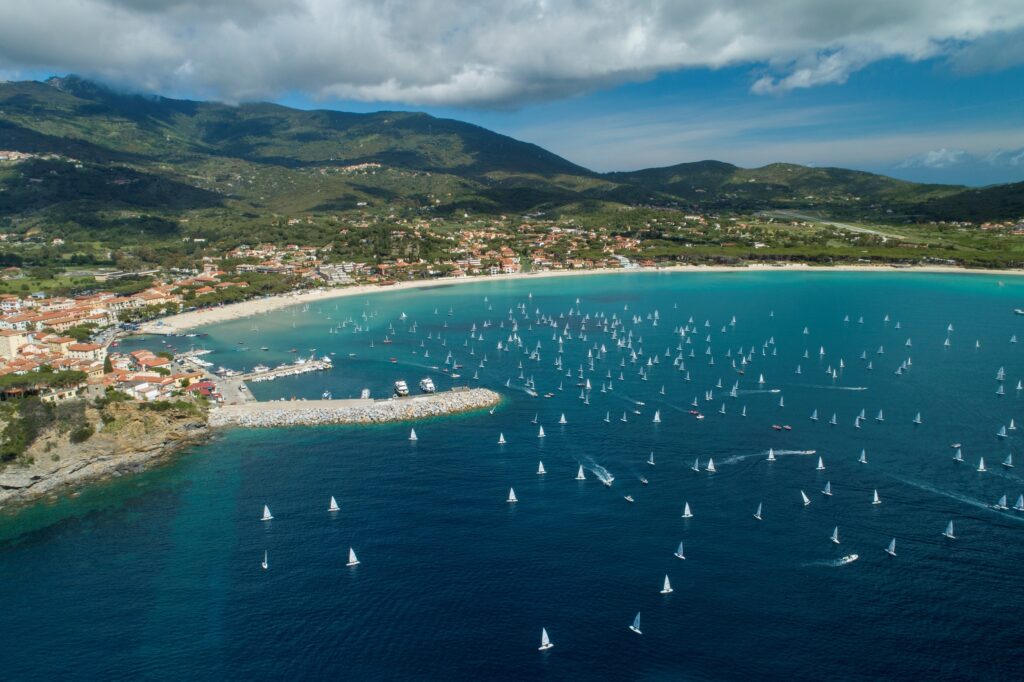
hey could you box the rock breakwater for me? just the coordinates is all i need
[209,387,501,428]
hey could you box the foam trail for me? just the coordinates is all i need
[582,457,615,485]
[803,556,859,568]
[800,384,869,391]
[718,449,817,465]
[736,389,782,394]
[887,475,1024,523]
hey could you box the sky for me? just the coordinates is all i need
[1,0,1023,186]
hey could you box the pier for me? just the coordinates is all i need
[208,387,501,428]
[234,358,333,383]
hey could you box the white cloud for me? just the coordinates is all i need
[0,0,1022,106]
[897,148,969,169]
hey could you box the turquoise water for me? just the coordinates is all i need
[2,271,1023,680]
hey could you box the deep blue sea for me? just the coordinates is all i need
[2,271,1023,680]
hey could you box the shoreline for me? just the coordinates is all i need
[140,262,1023,334]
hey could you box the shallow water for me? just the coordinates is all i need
[2,272,1023,680]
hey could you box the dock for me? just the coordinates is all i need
[208,387,500,428]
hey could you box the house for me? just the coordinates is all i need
[0,329,29,360]
[67,342,106,362]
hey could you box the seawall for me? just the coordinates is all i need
[209,387,501,428]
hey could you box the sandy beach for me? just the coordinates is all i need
[139,263,1023,334]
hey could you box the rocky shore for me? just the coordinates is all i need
[0,402,210,511]
[209,388,501,428]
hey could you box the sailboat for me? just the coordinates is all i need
[682,502,693,518]
[660,575,673,594]
[816,456,825,471]
[1014,494,1024,512]
[767,448,776,462]
[538,425,546,438]
[261,550,268,570]
[498,433,507,445]
[1002,453,1014,468]
[872,489,881,505]
[691,458,700,472]
[954,448,963,462]
[576,465,586,480]
[537,461,547,475]
[822,481,832,496]
[507,487,518,503]
[604,411,611,423]
[261,505,273,522]
[977,457,987,473]
[647,452,655,466]
[674,541,686,559]
[706,458,716,473]
[346,547,360,566]
[830,527,840,544]
[875,410,884,422]
[913,412,922,425]
[998,425,1008,438]
[559,413,568,425]
[810,409,819,421]
[801,490,811,506]
[754,502,763,521]
[538,628,554,651]
[885,539,897,557]
[409,428,418,441]
[994,494,1009,510]
[653,410,661,424]
[628,612,642,635]
[942,520,956,539]
[329,496,340,512]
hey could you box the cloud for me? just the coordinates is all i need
[0,1,1023,106]
[897,148,969,169]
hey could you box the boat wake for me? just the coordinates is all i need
[736,389,781,394]
[888,475,1024,523]
[582,458,615,485]
[801,384,869,391]
[718,449,817,466]
[804,555,859,568]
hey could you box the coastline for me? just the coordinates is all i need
[139,263,1024,334]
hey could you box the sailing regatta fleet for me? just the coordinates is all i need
[253,289,1022,647]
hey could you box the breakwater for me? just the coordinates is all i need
[208,387,500,428]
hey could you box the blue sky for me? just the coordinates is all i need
[2,1,1023,186]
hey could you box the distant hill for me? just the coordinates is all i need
[911,181,1024,222]
[0,75,1019,241]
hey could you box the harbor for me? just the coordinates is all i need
[208,387,500,427]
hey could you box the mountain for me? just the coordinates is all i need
[609,160,964,213]
[911,181,1024,222]
[0,76,1018,246]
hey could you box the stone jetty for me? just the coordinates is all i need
[209,387,500,428]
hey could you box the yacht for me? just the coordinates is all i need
[419,377,436,393]
[393,380,410,397]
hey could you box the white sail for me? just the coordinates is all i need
[885,539,896,556]
[629,612,642,634]
[1004,454,1015,468]
[858,449,867,464]
[539,628,553,651]
[1014,495,1024,512]
[409,428,418,441]
[261,550,268,570]
[816,457,825,471]
[822,481,832,496]
[538,426,545,438]
[830,526,840,544]
[977,457,986,472]
[767,448,776,462]
[706,458,716,473]
[647,452,655,466]
[754,502,762,520]
[576,465,586,480]
[559,413,568,425]
[682,502,693,518]
[653,410,661,424]
[801,490,811,506]
[498,433,506,445]
[507,487,518,503]
[674,541,686,559]
[261,505,273,521]
[537,461,546,475]
[329,496,340,512]
[872,489,881,505]
[347,547,360,566]
[660,575,673,594]
[943,520,955,539]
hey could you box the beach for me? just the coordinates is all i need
[139,263,1024,334]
